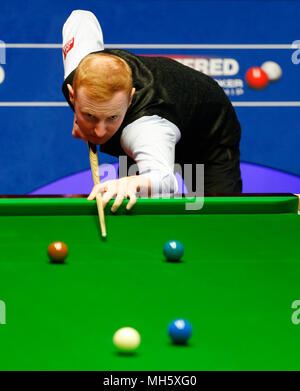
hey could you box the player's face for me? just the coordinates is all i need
[74,87,134,145]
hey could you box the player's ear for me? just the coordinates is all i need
[128,88,136,106]
[67,84,75,105]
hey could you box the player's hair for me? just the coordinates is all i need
[73,52,133,101]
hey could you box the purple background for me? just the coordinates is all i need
[29,163,300,195]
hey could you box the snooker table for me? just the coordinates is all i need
[0,194,300,371]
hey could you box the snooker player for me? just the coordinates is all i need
[62,10,242,212]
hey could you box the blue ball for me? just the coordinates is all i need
[163,240,184,261]
[168,319,192,344]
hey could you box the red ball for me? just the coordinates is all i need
[245,67,269,89]
[47,241,68,263]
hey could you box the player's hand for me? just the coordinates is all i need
[72,116,88,143]
[87,175,151,212]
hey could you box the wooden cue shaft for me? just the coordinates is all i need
[88,142,107,238]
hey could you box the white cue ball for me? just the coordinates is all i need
[113,327,141,352]
[261,61,282,81]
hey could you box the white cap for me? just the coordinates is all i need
[62,10,104,79]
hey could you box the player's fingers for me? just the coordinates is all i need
[87,183,107,201]
[87,188,97,201]
[104,179,127,211]
[98,180,118,208]
[126,179,139,208]
[101,188,117,209]
[111,191,126,213]
[111,178,128,212]
[126,192,137,210]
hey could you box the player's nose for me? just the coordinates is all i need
[94,123,106,138]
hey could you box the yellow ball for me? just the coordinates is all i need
[113,327,141,352]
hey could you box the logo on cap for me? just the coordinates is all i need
[63,37,74,59]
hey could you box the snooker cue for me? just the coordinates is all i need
[88,142,107,238]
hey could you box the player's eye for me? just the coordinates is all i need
[85,113,96,120]
[109,115,119,120]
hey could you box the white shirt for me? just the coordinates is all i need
[121,115,181,195]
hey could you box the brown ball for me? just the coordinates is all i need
[47,241,68,263]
